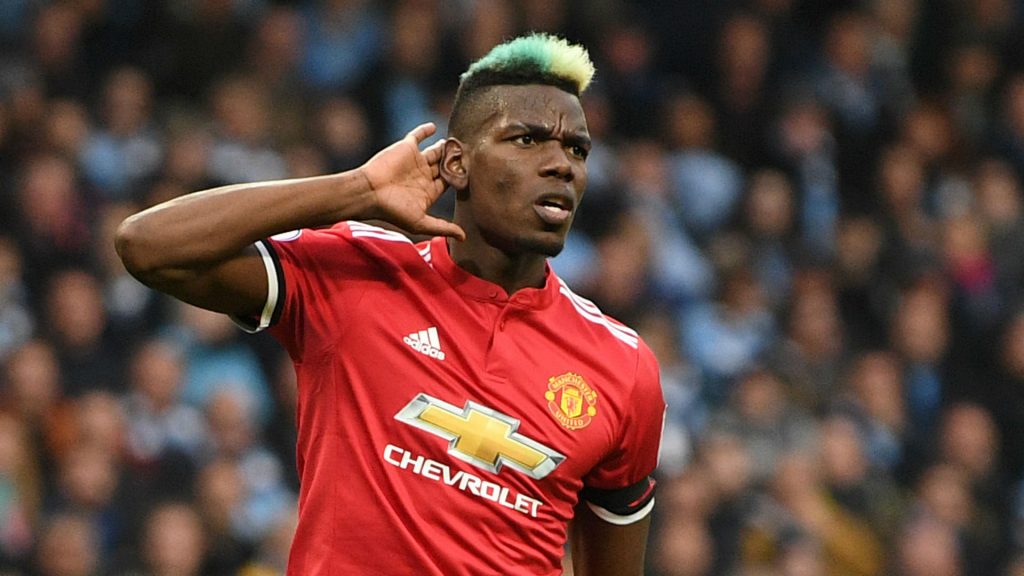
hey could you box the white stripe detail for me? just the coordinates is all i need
[419,244,433,264]
[348,222,413,243]
[347,221,389,230]
[585,498,655,526]
[558,280,638,337]
[231,241,279,334]
[427,327,440,349]
[557,280,638,348]
[350,230,413,244]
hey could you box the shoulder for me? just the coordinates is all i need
[553,277,640,349]
[268,221,427,266]
[550,278,661,391]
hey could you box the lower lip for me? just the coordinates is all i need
[534,204,573,226]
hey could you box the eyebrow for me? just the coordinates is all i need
[509,121,592,150]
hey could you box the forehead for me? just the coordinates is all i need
[480,84,587,131]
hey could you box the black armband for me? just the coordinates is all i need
[580,476,656,525]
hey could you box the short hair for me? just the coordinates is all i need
[448,33,595,138]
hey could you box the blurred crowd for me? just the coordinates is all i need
[2,0,1024,574]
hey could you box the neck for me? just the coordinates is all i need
[447,236,548,295]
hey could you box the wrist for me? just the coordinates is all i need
[331,168,382,222]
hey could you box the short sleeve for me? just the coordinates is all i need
[234,223,390,361]
[581,341,666,523]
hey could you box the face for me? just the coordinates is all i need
[452,84,589,257]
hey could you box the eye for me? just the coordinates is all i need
[569,145,589,160]
[513,134,535,145]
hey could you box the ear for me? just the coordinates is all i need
[440,138,468,194]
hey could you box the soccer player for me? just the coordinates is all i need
[116,34,665,575]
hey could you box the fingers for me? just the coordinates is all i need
[422,137,446,165]
[407,122,437,146]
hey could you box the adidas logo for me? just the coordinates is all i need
[403,327,446,360]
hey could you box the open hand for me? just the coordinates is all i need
[360,123,466,240]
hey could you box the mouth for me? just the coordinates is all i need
[533,193,575,226]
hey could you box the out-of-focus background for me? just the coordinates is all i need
[2,0,1024,574]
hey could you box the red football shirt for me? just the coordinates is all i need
[248,222,665,575]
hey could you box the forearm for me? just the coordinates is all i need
[116,170,375,279]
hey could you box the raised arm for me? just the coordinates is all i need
[115,123,463,317]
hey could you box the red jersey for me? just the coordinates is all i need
[247,222,665,575]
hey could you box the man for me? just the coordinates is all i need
[116,33,665,575]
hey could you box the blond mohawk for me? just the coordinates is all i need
[459,33,595,95]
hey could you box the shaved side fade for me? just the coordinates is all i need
[448,33,595,139]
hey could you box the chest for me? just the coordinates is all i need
[319,279,630,484]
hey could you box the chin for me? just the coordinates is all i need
[517,234,566,257]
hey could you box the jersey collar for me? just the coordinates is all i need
[429,236,559,309]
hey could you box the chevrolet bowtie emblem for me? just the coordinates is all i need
[395,393,565,479]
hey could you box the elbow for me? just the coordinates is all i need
[115,216,160,283]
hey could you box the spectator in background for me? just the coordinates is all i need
[13,154,94,300]
[361,0,448,145]
[122,338,205,502]
[238,510,297,576]
[834,351,908,475]
[708,368,817,484]
[767,268,848,412]
[973,160,1024,303]
[43,269,122,396]
[165,304,272,426]
[746,450,885,576]
[712,11,774,169]
[739,169,798,308]
[297,0,385,94]
[0,237,33,362]
[993,312,1024,481]
[696,432,755,575]
[664,90,744,244]
[79,67,163,201]
[207,75,287,185]
[33,513,101,576]
[936,403,1009,573]
[907,463,984,576]
[0,412,39,570]
[833,215,889,349]
[314,96,374,173]
[598,22,662,139]
[1,340,65,477]
[895,514,963,576]
[201,389,293,546]
[43,98,90,162]
[818,413,904,545]
[770,91,840,257]
[134,502,207,576]
[889,277,952,439]
[48,441,126,560]
[193,458,250,574]
[680,257,775,403]
[992,74,1024,182]
[241,6,307,148]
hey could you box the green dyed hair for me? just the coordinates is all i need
[448,33,595,138]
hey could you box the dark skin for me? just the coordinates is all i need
[115,83,649,575]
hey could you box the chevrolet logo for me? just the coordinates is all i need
[395,393,565,479]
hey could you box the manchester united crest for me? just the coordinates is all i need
[545,372,597,430]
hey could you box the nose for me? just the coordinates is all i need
[539,143,575,182]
